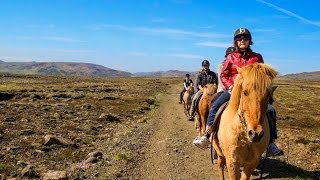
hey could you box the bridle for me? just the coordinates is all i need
[238,91,248,131]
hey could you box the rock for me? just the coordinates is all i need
[0,92,15,101]
[2,117,16,122]
[53,113,61,120]
[17,161,28,166]
[98,113,120,122]
[20,129,36,135]
[82,103,92,109]
[44,135,74,146]
[42,170,67,180]
[21,165,38,178]
[84,156,98,163]
[86,151,103,159]
[30,94,43,100]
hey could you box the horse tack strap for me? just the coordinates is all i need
[238,112,247,130]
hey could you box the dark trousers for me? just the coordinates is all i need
[268,104,278,140]
[207,90,230,126]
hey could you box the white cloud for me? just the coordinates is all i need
[170,0,191,4]
[256,0,320,27]
[298,33,320,41]
[88,23,230,39]
[128,51,148,56]
[165,53,204,59]
[0,56,33,62]
[24,24,56,29]
[41,36,84,43]
[151,18,166,23]
[194,41,232,48]
[252,28,275,32]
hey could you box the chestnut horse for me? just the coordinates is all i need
[195,83,217,136]
[183,86,194,116]
[212,63,277,180]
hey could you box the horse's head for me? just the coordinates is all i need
[203,83,218,105]
[203,84,217,97]
[187,86,194,95]
[231,63,277,142]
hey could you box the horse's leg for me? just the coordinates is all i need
[226,159,240,180]
[196,113,201,136]
[200,113,207,136]
[240,161,259,180]
[217,156,226,180]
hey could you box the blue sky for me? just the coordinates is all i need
[0,0,319,75]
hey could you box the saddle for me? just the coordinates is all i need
[212,102,229,137]
[194,94,203,111]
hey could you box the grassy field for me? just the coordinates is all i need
[0,75,319,179]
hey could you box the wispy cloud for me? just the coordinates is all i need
[128,51,148,56]
[47,49,95,53]
[252,28,275,32]
[256,0,320,27]
[87,23,230,39]
[151,18,166,23]
[198,25,214,29]
[0,56,33,62]
[24,24,56,29]
[298,33,320,41]
[194,41,231,48]
[164,53,204,59]
[41,36,84,43]
[170,0,192,4]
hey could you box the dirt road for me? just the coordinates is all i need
[133,84,220,180]
[125,83,319,180]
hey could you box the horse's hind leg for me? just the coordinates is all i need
[217,156,226,180]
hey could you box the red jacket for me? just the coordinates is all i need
[220,51,264,89]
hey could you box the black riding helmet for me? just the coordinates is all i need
[202,60,210,66]
[225,47,235,57]
[234,28,252,45]
[185,73,190,77]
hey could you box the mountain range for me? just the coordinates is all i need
[0,60,319,80]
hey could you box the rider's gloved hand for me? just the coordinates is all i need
[205,125,213,135]
[228,85,234,94]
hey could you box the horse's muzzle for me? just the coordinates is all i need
[247,129,264,142]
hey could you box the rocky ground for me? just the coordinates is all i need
[0,75,319,179]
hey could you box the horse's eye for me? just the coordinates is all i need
[243,91,248,96]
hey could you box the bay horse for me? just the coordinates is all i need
[212,63,277,180]
[183,86,194,116]
[195,83,217,136]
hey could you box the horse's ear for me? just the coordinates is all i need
[264,64,278,79]
[270,85,278,93]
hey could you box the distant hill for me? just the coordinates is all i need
[133,70,198,77]
[0,60,131,77]
[281,71,320,81]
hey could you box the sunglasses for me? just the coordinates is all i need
[235,37,250,41]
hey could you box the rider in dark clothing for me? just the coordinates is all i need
[179,73,193,104]
[189,60,218,121]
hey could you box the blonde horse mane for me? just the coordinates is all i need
[229,63,278,112]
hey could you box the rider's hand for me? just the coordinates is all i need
[206,125,213,134]
[228,85,234,94]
